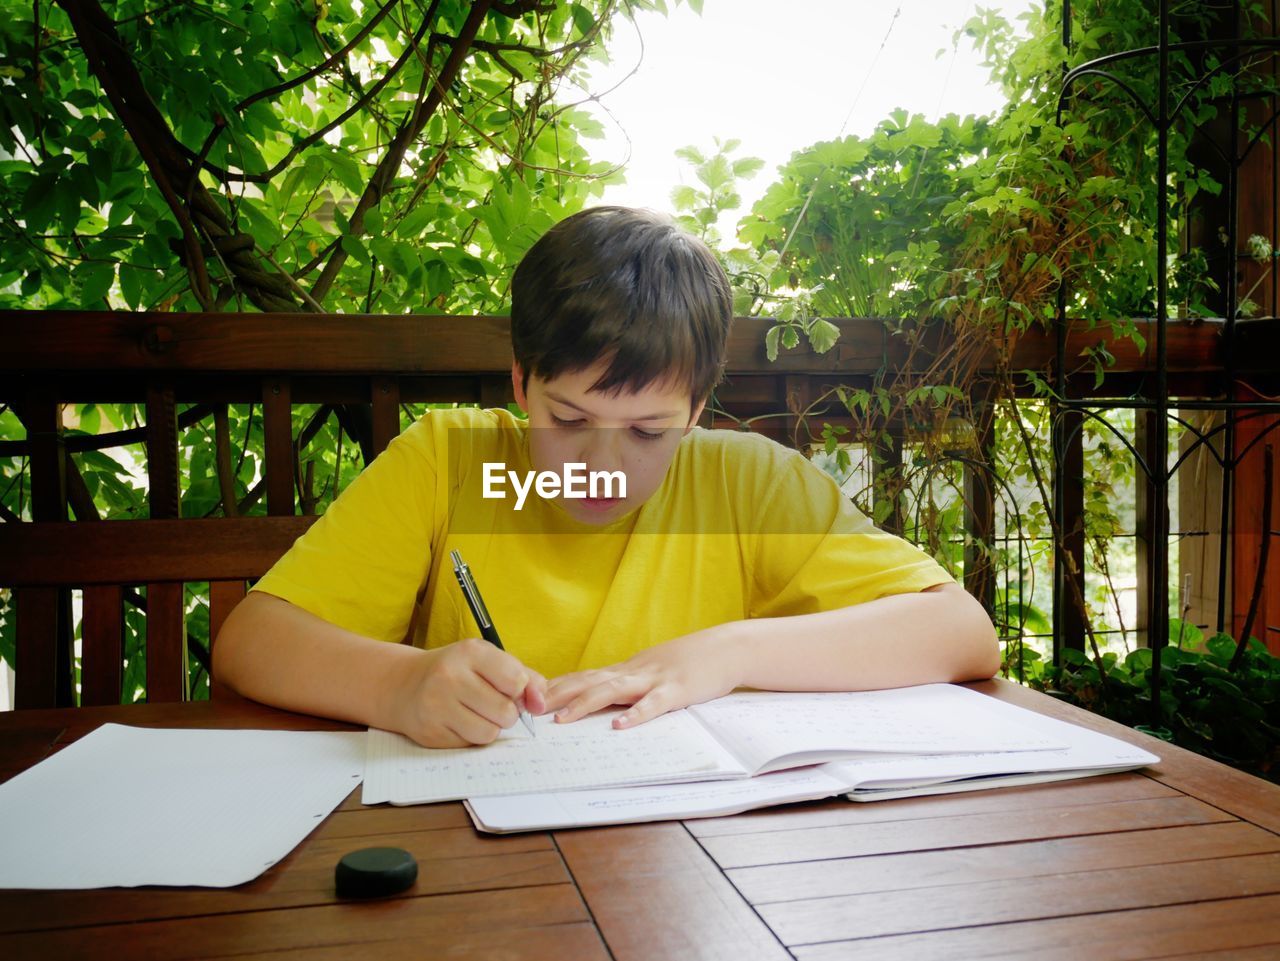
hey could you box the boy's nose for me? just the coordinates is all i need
[580,430,625,475]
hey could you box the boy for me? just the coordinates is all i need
[214,206,999,747]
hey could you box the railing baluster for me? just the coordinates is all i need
[80,586,123,706]
[145,382,187,702]
[15,390,71,708]
[370,376,401,456]
[263,378,295,516]
[1053,408,1087,657]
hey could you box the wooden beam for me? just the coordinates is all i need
[0,517,316,587]
[0,312,1250,376]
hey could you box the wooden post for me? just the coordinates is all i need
[1053,407,1087,658]
[14,390,72,708]
[145,382,187,702]
[1135,408,1164,649]
[79,586,123,706]
[370,376,402,456]
[263,378,295,516]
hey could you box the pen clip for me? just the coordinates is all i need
[450,550,492,631]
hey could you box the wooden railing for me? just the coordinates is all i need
[1,310,1274,709]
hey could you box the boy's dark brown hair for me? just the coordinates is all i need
[510,206,732,407]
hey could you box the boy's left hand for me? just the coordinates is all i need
[543,625,746,729]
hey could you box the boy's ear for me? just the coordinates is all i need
[510,361,530,413]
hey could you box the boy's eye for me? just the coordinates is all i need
[551,415,586,428]
[630,427,664,442]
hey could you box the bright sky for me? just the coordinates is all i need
[569,0,1038,229]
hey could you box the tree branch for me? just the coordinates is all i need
[193,11,432,185]
[54,0,304,312]
[310,0,489,305]
[237,0,403,112]
[55,0,215,308]
[491,0,555,18]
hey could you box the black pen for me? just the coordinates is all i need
[450,549,537,737]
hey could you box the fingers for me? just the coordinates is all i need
[613,688,676,729]
[460,638,532,699]
[521,669,549,715]
[544,670,600,714]
[443,702,506,745]
[553,672,647,724]
[434,639,529,734]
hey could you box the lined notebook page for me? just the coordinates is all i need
[361,708,744,804]
[688,684,1069,774]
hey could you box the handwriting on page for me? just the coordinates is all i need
[361,708,740,804]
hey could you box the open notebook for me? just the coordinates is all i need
[362,684,1070,805]
[464,690,1160,833]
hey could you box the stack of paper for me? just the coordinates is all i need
[358,684,1160,833]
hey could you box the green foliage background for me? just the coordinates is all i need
[662,2,1279,775]
[0,0,688,700]
[672,2,1270,664]
[2,0,1277,779]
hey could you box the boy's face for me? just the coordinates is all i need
[512,361,706,526]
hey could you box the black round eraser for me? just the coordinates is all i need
[335,846,418,899]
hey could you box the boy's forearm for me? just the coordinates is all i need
[730,583,1000,693]
[213,592,418,731]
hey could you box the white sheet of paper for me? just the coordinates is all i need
[466,765,852,833]
[361,708,744,805]
[0,724,365,889]
[836,695,1160,794]
[687,684,1069,773]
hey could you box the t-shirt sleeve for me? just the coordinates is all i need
[251,419,437,643]
[746,449,954,619]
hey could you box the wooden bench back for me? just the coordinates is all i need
[0,518,314,705]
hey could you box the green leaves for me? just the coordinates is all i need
[0,0,625,315]
[1024,633,1280,783]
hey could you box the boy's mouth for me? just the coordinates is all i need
[578,496,623,513]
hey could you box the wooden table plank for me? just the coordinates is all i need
[0,884,593,961]
[0,835,567,935]
[225,923,613,961]
[0,723,64,784]
[1155,948,1280,961]
[0,698,355,750]
[313,816,550,857]
[555,822,792,961]
[790,892,1280,961]
[701,796,1234,869]
[687,771,1181,838]
[975,678,1280,832]
[727,821,1280,903]
[761,852,1280,945]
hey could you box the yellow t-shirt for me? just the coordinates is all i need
[252,407,952,678]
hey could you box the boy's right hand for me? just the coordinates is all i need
[391,638,546,748]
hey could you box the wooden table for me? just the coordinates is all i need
[1,679,1278,960]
